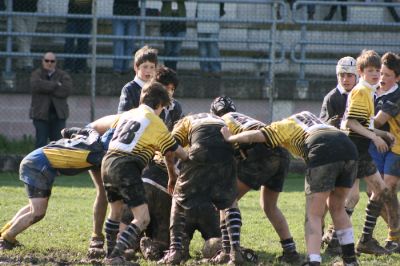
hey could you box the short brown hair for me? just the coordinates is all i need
[382,52,400,77]
[134,45,158,68]
[156,65,179,90]
[140,82,171,109]
[356,49,381,72]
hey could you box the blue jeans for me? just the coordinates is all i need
[33,117,66,148]
[64,18,92,71]
[198,33,221,73]
[113,19,138,73]
[162,31,186,71]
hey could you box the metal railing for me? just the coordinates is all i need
[291,1,400,96]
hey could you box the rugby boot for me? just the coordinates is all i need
[124,249,138,261]
[209,250,230,264]
[228,246,244,265]
[332,260,359,266]
[301,261,320,266]
[0,238,18,250]
[384,240,400,253]
[241,247,258,263]
[157,248,184,265]
[277,249,301,264]
[87,235,106,259]
[355,238,390,255]
[140,237,165,261]
[325,237,342,256]
[103,256,138,266]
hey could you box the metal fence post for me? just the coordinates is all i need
[295,23,309,99]
[139,0,146,47]
[90,0,98,121]
[266,1,278,124]
[2,0,16,90]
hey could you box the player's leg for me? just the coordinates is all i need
[261,186,300,263]
[158,198,187,264]
[1,188,49,250]
[328,187,357,265]
[357,170,390,255]
[305,191,330,265]
[382,153,400,252]
[87,169,108,258]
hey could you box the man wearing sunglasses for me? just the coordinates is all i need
[30,52,73,148]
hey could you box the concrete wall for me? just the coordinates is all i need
[0,93,322,140]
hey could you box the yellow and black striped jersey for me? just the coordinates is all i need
[260,111,336,160]
[107,104,178,167]
[221,112,265,134]
[341,80,376,138]
[172,113,234,162]
[42,128,104,175]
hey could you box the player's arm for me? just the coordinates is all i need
[374,111,391,128]
[87,115,118,135]
[345,118,389,153]
[220,126,266,144]
[164,146,188,195]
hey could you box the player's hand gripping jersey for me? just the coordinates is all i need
[172,113,234,162]
[221,112,271,157]
[260,111,357,167]
[107,105,178,168]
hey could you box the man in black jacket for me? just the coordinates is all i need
[30,52,72,148]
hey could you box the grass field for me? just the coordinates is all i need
[0,172,399,265]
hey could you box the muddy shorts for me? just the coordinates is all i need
[356,152,378,179]
[24,183,52,198]
[238,146,289,192]
[350,137,377,178]
[19,148,58,196]
[305,160,357,195]
[185,203,221,241]
[173,158,237,210]
[102,153,146,208]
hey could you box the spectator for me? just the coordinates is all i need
[117,45,158,113]
[160,0,186,71]
[112,0,139,75]
[64,0,92,73]
[287,0,315,20]
[196,2,222,75]
[30,52,72,148]
[12,0,39,71]
[324,0,347,21]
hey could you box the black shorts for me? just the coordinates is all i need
[174,159,237,210]
[101,153,146,208]
[25,183,51,198]
[356,152,378,179]
[350,136,377,178]
[304,160,357,195]
[237,146,289,192]
[185,203,221,241]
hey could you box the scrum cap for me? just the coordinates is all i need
[210,96,236,116]
[336,56,357,76]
